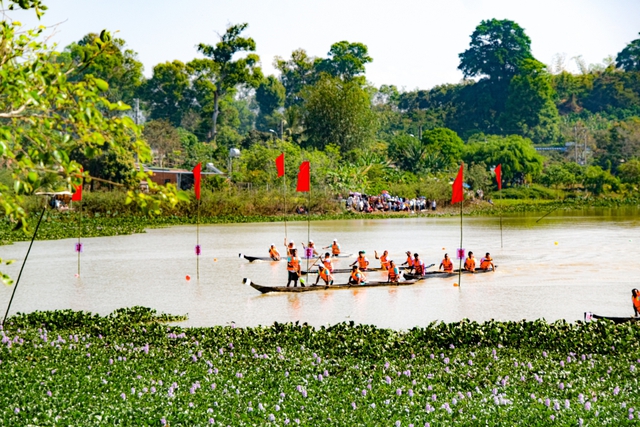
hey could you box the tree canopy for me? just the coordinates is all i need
[616,33,640,72]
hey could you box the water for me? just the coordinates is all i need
[0,208,638,328]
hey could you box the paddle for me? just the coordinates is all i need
[301,256,323,276]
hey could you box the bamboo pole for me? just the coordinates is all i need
[196,198,200,281]
[2,204,47,327]
[458,200,463,287]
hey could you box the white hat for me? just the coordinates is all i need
[333,238,337,242]
[309,240,314,244]
[271,243,275,246]
[289,240,294,244]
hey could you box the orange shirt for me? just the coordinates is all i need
[287,256,300,272]
[380,254,390,269]
[441,258,453,272]
[480,257,493,270]
[464,257,476,271]
[357,256,369,269]
[633,295,640,312]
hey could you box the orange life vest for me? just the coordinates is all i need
[633,295,640,311]
[287,256,300,272]
[406,255,414,267]
[319,267,330,282]
[322,258,333,272]
[480,257,493,270]
[269,248,279,258]
[441,258,453,272]
[287,245,295,256]
[350,269,363,283]
[414,260,425,275]
[388,266,399,281]
[464,257,475,271]
[380,254,390,269]
[357,256,369,269]
[331,243,340,255]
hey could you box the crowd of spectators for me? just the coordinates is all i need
[342,192,437,213]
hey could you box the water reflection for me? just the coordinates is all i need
[0,208,638,328]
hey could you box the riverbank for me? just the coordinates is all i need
[2,194,638,245]
[1,307,638,425]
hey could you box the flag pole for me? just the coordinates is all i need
[283,173,288,243]
[499,188,503,248]
[458,198,462,287]
[77,199,81,276]
[197,197,200,281]
[306,169,311,275]
[2,203,47,327]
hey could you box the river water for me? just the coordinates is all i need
[0,208,638,328]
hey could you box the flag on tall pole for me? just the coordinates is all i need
[276,153,285,178]
[495,164,503,248]
[73,168,83,277]
[451,164,464,287]
[277,153,288,242]
[193,163,202,280]
[296,161,310,192]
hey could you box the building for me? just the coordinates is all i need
[144,164,225,191]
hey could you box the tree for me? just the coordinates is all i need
[303,75,377,152]
[317,41,372,82]
[143,120,181,167]
[61,33,144,106]
[618,159,640,185]
[141,60,194,127]
[458,18,534,82]
[191,23,262,141]
[501,59,561,143]
[0,3,183,238]
[540,163,576,191]
[616,33,640,71]
[464,135,544,185]
[255,75,285,131]
[274,49,321,107]
[583,165,618,195]
[421,128,464,169]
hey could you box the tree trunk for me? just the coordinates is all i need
[211,90,220,142]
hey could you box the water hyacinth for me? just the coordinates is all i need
[1,308,639,424]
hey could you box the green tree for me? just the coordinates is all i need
[540,163,576,191]
[617,158,640,185]
[303,75,377,152]
[255,75,285,132]
[501,59,561,143]
[464,135,544,184]
[317,41,372,82]
[274,49,321,107]
[0,4,183,236]
[458,18,534,82]
[421,128,464,169]
[142,120,181,167]
[61,33,144,106]
[191,23,262,141]
[616,33,640,71]
[141,60,194,127]
[583,165,618,195]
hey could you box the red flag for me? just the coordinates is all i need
[193,163,201,200]
[276,153,285,178]
[72,168,83,201]
[296,161,310,192]
[495,164,502,190]
[451,164,464,204]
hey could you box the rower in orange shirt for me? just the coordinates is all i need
[351,251,370,271]
[464,251,476,273]
[479,252,495,271]
[374,250,391,270]
[439,253,453,272]
[632,289,640,317]
[268,244,281,261]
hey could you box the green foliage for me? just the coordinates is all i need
[1,309,640,425]
[192,23,263,141]
[496,184,561,200]
[465,135,544,184]
[61,33,144,106]
[616,32,640,71]
[316,41,372,82]
[540,163,577,190]
[255,75,285,116]
[458,18,534,82]
[274,49,321,107]
[303,75,377,152]
[583,165,619,195]
[617,158,640,185]
[142,119,181,167]
[421,127,465,169]
[593,118,640,172]
[140,60,195,127]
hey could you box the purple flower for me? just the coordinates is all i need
[585,402,591,411]
[408,389,414,397]
[565,399,570,409]
[613,386,620,396]
[121,393,126,400]
[362,390,367,396]
[268,413,275,421]
[385,376,391,385]
[209,418,214,424]
[14,408,19,414]
[396,389,402,396]
[160,419,167,426]
[545,398,550,407]
[46,390,52,397]
[351,402,356,410]
[550,415,555,421]
[559,382,564,390]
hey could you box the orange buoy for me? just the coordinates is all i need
[186,275,191,281]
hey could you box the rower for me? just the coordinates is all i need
[302,240,319,258]
[464,251,476,273]
[412,253,425,276]
[633,289,640,317]
[284,238,296,257]
[321,252,333,273]
[439,253,453,272]
[351,251,370,271]
[374,250,391,270]
[286,248,302,287]
[387,260,400,283]
[480,252,495,271]
[315,263,334,286]
[268,244,281,261]
[401,251,414,269]
[323,239,341,257]
[348,265,366,286]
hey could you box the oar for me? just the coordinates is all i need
[301,257,322,275]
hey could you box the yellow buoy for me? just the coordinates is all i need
[214,258,218,262]
[554,241,558,246]
[453,282,459,287]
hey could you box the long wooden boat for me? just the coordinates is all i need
[584,312,639,324]
[244,278,418,293]
[301,266,410,275]
[241,253,353,263]
[403,266,497,280]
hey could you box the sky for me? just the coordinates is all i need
[11,0,640,90]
